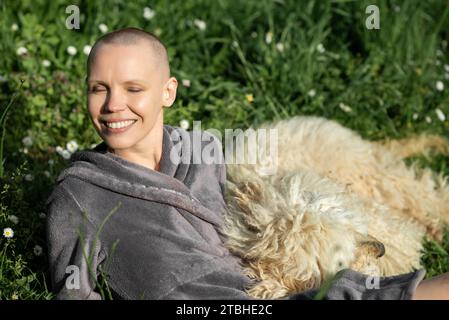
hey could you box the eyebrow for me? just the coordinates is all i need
[122,80,148,86]
[87,79,149,86]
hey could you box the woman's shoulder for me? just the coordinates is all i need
[45,176,102,231]
[45,173,93,213]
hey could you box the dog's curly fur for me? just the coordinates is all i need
[221,116,449,299]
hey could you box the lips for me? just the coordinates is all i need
[101,119,137,133]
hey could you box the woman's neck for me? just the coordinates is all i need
[107,120,164,172]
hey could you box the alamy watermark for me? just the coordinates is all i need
[169,121,279,176]
[65,265,80,289]
[65,5,80,30]
[66,4,380,32]
[364,264,381,290]
[366,5,380,30]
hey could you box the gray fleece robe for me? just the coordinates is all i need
[45,125,426,300]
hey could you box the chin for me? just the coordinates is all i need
[100,134,136,150]
[105,140,136,152]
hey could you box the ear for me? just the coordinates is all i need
[162,77,178,108]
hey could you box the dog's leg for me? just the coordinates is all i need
[379,134,449,160]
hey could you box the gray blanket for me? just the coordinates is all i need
[45,125,425,300]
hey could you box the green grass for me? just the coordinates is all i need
[0,0,449,299]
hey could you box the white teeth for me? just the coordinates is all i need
[105,120,136,129]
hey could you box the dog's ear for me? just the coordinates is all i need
[354,233,386,258]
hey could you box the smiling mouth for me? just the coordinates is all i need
[101,119,137,129]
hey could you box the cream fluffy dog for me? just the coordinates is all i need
[222,116,449,299]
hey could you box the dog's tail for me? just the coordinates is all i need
[379,134,449,160]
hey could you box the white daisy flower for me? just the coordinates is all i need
[276,43,284,52]
[25,174,34,181]
[11,293,19,300]
[22,136,33,147]
[317,43,325,53]
[339,102,352,113]
[180,119,189,130]
[48,159,54,166]
[182,79,191,87]
[22,147,28,155]
[83,45,92,55]
[33,245,43,256]
[42,59,51,67]
[44,170,50,178]
[436,49,443,57]
[61,150,71,160]
[412,113,419,120]
[67,46,77,56]
[193,19,206,31]
[435,108,446,122]
[436,81,444,91]
[55,146,64,155]
[444,64,449,72]
[307,89,316,98]
[39,212,47,219]
[3,227,14,238]
[265,31,273,44]
[99,23,108,34]
[445,73,449,80]
[11,23,18,31]
[61,150,72,160]
[251,31,257,38]
[66,140,78,154]
[17,47,28,56]
[143,7,155,20]
[8,215,19,225]
[425,116,432,123]
[435,60,441,66]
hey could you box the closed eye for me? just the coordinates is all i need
[89,86,107,93]
[127,88,142,93]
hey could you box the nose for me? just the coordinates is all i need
[103,89,127,113]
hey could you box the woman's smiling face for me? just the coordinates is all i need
[87,41,176,152]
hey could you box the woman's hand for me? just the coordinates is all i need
[412,272,449,300]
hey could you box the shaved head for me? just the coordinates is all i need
[87,27,170,81]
